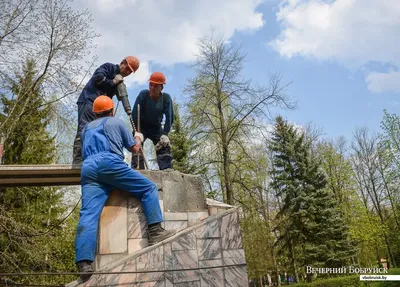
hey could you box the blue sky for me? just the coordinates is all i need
[77,0,400,142]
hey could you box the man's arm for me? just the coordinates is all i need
[92,63,118,90]
[118,119,143,153]
[132,91,146,130]
[163,94,174,135]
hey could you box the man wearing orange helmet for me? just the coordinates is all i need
[75,95,176,281]
[72,56,140,164]
[131,71,174,170]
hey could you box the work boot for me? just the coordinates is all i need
[148,223,176,246]
[77,260,93,281]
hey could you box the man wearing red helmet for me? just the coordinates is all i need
[72,56,140,165]
[131,71,174,170]
[75,95,176,281]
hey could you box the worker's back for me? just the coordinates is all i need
[81,116,135,161]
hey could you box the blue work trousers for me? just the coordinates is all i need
[75,153,162,263]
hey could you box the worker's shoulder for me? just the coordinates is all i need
[97,62,118,71]
[162,92,172,100]
[138,89,150,95]
[104,116,126,128]
[100,62,116,67]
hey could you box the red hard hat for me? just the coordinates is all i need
[93,96,114,114]
[124,56,140,73]
[149,72,166,85]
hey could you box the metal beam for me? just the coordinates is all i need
[0,165,81,187]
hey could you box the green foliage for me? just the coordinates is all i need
[376,268,400,287]
[241,212,274,279]
[269,116,355,281]
[0,59,77,285]
[0,61,55,164]
[169,101,201,175]
[234,140,278,280]
[318,140,382,266]
[293,269,400,287]
[380,110,400,168]
[293,275,362,287]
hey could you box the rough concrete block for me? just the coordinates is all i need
[99,189,128,254]
[161,170,184,182]
[139,170,163,191]
[163,178,187,212]
[183,174,206,211]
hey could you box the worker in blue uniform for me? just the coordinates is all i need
[75,95,176,281]
[131,72,174,170]
[72,56,140,165]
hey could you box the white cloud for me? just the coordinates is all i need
[123,61,151,87]
[76,0,264,87]
[270,0,400,93]
[366,70,400,94]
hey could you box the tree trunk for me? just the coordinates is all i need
[271,247,281,287]
[223,145,233,204]
[384,233,397,268]
[288,240,299,283]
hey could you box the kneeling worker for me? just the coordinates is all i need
[74,95,176,280]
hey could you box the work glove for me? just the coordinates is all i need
[132,144,141,154]
[154,141,163,151]
[113,74,124,85]
[134,132,144,143]
[160,135,170,147]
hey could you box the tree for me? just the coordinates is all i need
[351,127,398,268]
[0,59,77,285]
[269,116,354,282]
[169,101,199,174]
[378,110,400,229]
[380,109,400,169]
[185,32,294,205]
[0,0,98,154]
[234,138,281,286]
[0,60,55,164]
[317,138,379,267]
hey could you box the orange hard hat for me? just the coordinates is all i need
[149,72,166,85]
[124,56,140,73]
[93,95,114,114]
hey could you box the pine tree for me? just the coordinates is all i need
[0,59,77,285]
[269,116,354,282]
[169,101,204,175]
[169,102,191,173]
